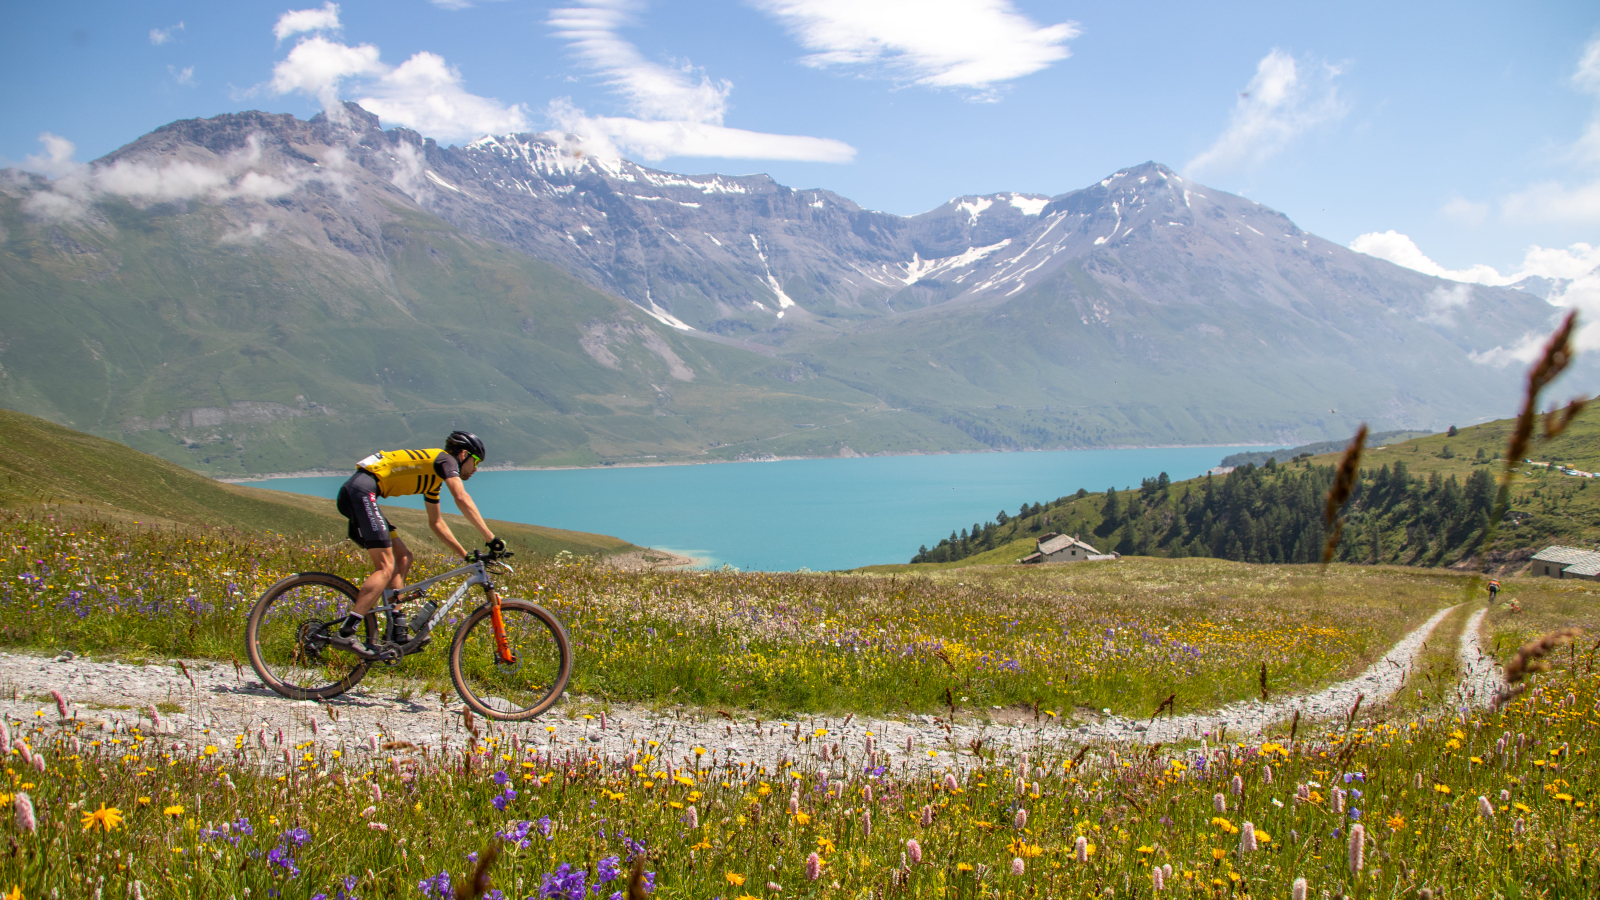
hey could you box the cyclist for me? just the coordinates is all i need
[332,430,504,654]
[1487,578,1500,604]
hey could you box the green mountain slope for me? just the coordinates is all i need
[0,409,634,558]
[895,402,1600,569]
[0,179,905,475]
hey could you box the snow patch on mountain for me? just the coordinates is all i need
[901,239,1013,284]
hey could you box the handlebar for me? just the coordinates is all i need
[470,548,515,563]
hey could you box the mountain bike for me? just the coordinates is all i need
[244,549,571,720]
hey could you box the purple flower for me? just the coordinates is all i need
[267,846,300,877]
[1349,808,1362,821]
[540,863,588,900]
[496,820,533,849]
[282,827,312,847]
[596,856,622,884]
[622,835,646,860]
[234,816,255,837]
[418,871,452,899]
[492,787,518,811]
[492,770,511,786]
[537,816,555,840]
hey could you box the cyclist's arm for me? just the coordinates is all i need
[426,500,470,558]
[444,476,497,546]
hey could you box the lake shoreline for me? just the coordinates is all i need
[219,442,1283,484]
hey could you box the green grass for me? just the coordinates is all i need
[2,508,1471,719]
[0,605,1593,899]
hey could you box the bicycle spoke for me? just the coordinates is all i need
[452,602,569,719]
[248,576,368,700]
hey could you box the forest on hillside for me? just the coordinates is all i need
[910,453,1583,567]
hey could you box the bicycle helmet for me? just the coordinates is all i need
[445,430,486,462]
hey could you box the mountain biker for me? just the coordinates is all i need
[1487,579,1500,604]
[332,430,503,654]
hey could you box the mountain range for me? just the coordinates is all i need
[0,102,1578,475]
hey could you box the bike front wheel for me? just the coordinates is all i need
[246,572,372,702]
[448,599,572,721]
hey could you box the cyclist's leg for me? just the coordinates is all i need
[337,473,397,642]
[391,531,415,586]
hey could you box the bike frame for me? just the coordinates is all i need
[373,556,514,661]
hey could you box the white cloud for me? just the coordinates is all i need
[1574,35,1600,95]
[14,132,331,221]
[149,22,184,46]
[752,0,1077,92]
[268,32,528,140]
[1348,231,1512,285]
[270,35,384,111]
[1501,178,1600,224]
[544,1,854,162]
[1440,196,1488,226]
[356,52,531,138]
[1421,283,1474,324]
[274,3,342,42]
[169,65,196,86]
[22,133,85,179]
[1184,50,1346,177]
[550,1,729,123]
[1494,37,1600,224]
[1350,230,1600,362]
[546,102,854,162]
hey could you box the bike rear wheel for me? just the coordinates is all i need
[448,599,572,720]
[246,572,372,702]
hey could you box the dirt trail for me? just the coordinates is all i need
[1455,606,1501,707]
[0,604,1488,772]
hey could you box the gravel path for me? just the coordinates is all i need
[1456,606,1502,707]
[0,605,1477,772]
[1088,605,1459,744]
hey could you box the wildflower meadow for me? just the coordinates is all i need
[0,604,1591,899]
[0,496,1594,898]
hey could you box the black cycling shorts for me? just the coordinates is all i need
[336,471,396,549]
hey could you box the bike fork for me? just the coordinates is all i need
[487,589,515,665]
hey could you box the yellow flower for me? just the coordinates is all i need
[725,872,746,887]
[1211,848,1227,861]
[792,812,811,825]
[1254,830,1272,844]
[203,746,217,757]
[816,837,836,855]
[163,805,184,817]
[80,804,123,833]
[956,863,974,872]
[1137,846,1155,854]
[1433,784,1452,795]
[137,797,150,806]
[690,840,711,851]
[1386,814,1406,832]
[1555,793,1574,803]
[4,885,20,900]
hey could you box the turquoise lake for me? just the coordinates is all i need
[243,446,1276,572]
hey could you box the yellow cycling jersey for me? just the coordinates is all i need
[355,448,459,504]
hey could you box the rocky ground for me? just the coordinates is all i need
[0,603,1498,773]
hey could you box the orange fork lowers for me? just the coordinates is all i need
[488,591,515,665]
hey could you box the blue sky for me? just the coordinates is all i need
[2,1,1598,282]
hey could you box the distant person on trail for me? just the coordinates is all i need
[332,430,502,654]
[1487,579,1500,604]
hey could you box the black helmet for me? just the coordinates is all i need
[445,430,486,462]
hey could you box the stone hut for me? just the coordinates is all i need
[1528,546,1600,580]
[1020,533,1115,565]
